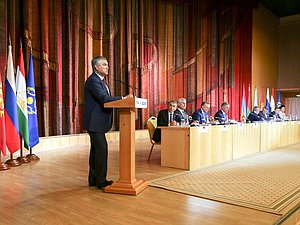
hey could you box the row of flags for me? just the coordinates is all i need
[0,43,39,157]
[255,87,281,111]
[241,85,281,119]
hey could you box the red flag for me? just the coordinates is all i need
[0,81,6,156]
[260,87,265,110]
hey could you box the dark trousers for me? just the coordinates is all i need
[88,132,108,185]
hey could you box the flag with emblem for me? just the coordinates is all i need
[16,45,29,149]
[26,52,39,148]
[277,89,281,107]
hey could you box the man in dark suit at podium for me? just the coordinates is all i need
[83,56,132,189]
[152,100,181,142]
[214,102,230,123]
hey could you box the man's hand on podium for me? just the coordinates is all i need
[123,94,134,99]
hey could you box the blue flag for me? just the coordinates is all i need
[26,52,39,148]
[277,89,281,108]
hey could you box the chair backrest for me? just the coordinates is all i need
[146,116,157,143]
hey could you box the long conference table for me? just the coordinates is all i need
[160,121,300,170]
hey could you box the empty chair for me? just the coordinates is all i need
[146,116,161,161]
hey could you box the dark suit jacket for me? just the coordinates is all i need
[83,73,122,132]
[152,109,181,142]
[270,111,281,119]
[214,110,227,123]
[192,108,209,124]
[258,111,271,121]
[174,109,189,120]
[247,112,264,122]
[175,108,192,125]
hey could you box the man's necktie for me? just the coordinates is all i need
[205,114,209,123]
[183,111,188,118]
[169,113,173,122]
[102,79,110,95]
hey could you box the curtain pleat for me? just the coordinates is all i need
[0,0,255,136]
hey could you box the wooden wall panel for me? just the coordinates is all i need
[252,3,279,105]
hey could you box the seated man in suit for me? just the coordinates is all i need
[214,102,229,123]
[279,104,286,120]
[270,107,281,120]
[192,101,210,124]
[248,106,264,122]
[174,98,190,125]
[152,100,181,142]
[259,106,271,121]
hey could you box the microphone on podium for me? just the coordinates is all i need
[114,78,139,97]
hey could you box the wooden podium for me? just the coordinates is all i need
[104,97,148,195]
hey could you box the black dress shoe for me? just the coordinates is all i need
[97,180,113,189]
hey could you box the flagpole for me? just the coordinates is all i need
[26,147,40,161]
[0,152,10,171]
[0,70,8,170]
[25,47,40,161]
[6,153,22,167]
[17,136,31,163]
[5,36,22,167]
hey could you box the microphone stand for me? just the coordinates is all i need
[114,79,139,97]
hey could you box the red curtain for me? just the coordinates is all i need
[0,0,255,136]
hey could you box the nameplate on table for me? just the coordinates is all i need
[199,125,209,133]
[220,125,228,131]
[135,97,147,108]
[282,121,287,126]
[269,122,275,127]
[238,123,244,130]
[252,122,258,128]
[291,121,295,125]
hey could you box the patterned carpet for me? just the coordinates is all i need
[150,146,300,214]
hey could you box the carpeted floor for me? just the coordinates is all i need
[150,146,300,214]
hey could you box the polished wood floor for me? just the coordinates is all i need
[0,139,293,225]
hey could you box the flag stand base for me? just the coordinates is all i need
[17,156,31,164]
[6,159,22,167]
[26,154,40,161]
[0,162,10,171]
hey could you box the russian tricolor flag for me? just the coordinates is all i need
[4,44,20,154]
[265,88,270,112]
